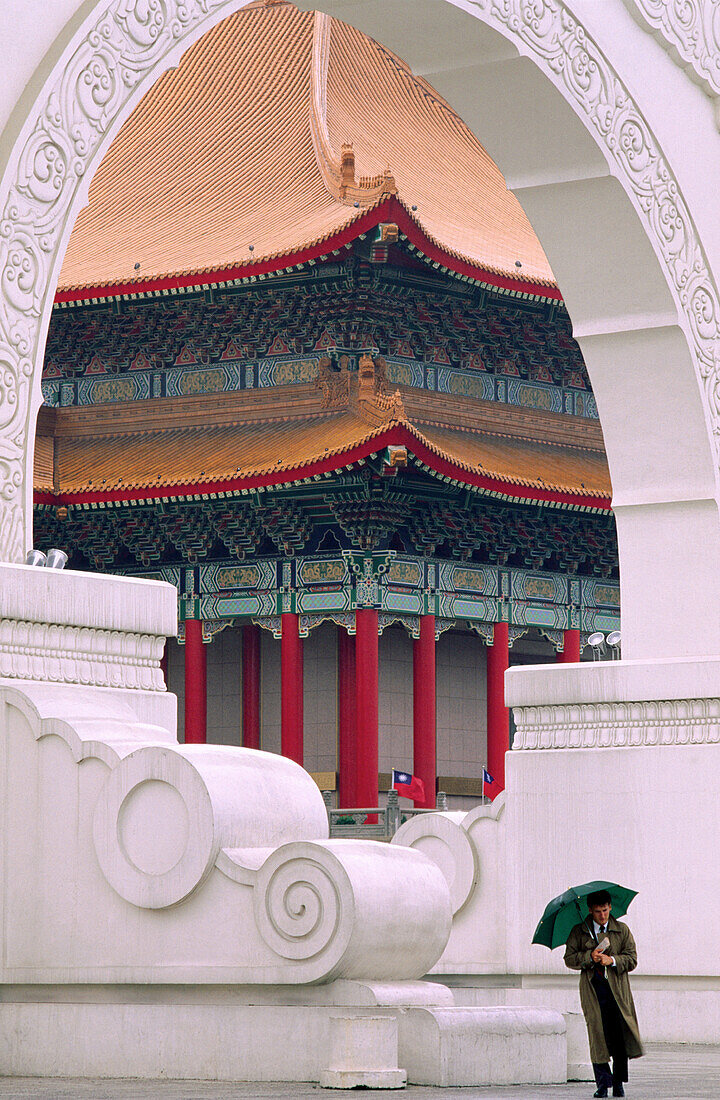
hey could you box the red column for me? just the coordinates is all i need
[184,618,207,744]
[486,621,509,796]
[281,612,304,765]
[337,627,357,807]
[558,628,581,663]
[242,623,261,750]
[355,609,379,811]
[413,614,436,808]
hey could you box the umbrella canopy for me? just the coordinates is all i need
[532,880,638,949]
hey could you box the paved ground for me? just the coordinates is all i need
[0,1045,718,1099]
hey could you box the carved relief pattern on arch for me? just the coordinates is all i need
[468,0,720,462]
[2,0,720,562]
[625,0,720,98]
[0,0,232,561]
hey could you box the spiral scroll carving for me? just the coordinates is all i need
[253,844,352,962]
[2,0,720,562]
[392,812,479,915]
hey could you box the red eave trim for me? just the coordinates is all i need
[53,196,563,304]
[34,424,610,511]
[388,200,562,300]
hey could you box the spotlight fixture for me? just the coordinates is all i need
[25,549,47,566]
[587,631,606,661]
[45,548,68,570]
[606,630,621,659]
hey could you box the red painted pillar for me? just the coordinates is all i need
[184,618,207,744]
[558,628,581,663]
[242,623,261,750]
[355,609,379,811]
[486,621,509,795]
[281,612,304,765]
[337,627,357,807]
[413,614,436,808]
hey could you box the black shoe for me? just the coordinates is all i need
[593,1090,608,1098]
[612,1088,625,1098]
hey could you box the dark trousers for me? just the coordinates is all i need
[591,972,628,1090]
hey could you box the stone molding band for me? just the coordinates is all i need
[512,698,720,749]
[0,618,165,690]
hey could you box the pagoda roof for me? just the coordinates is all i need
[34,382,610,511]
[56,0,559,304]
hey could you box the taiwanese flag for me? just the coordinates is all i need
[483,768,502,799]
[392,768,425,801]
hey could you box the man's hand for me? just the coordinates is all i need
[598,953,614,967]
[591,946,604,963]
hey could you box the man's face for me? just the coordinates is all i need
[589,902,611,927]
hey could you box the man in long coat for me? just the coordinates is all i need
[564,889,643,1098]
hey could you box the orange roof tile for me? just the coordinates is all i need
[57,1,557,299]
[39,405,610,509]
[414,422,609,499]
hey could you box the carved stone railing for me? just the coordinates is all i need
[323,789,450,840]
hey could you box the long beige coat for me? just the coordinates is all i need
[564,915,644,1064]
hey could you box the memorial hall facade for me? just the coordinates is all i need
[32,0,618,808]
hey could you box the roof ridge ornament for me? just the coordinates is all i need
[309,12,398,205]
[315,352,406,423]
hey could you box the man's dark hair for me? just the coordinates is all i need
[587,889,612,908]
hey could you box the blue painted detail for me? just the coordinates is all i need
[525,606,560,627]
[589,613,621,632]
[42,348,599,419]
[383,592,422,614]
[451,596,496,619]
[41,381,60,406]
[214,596,263,616]
[298,590,349,612]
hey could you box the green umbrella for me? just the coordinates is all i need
[532,880,637,949]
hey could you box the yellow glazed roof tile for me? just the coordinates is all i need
[57,1,556,296]
[45,407,610,506]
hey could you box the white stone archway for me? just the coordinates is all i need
[1,0,720,661]
[2,4,720,1066]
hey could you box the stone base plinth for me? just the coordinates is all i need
[319,1014,406,1089]
[0,985,567,1086]
[398,1006,566,1087]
